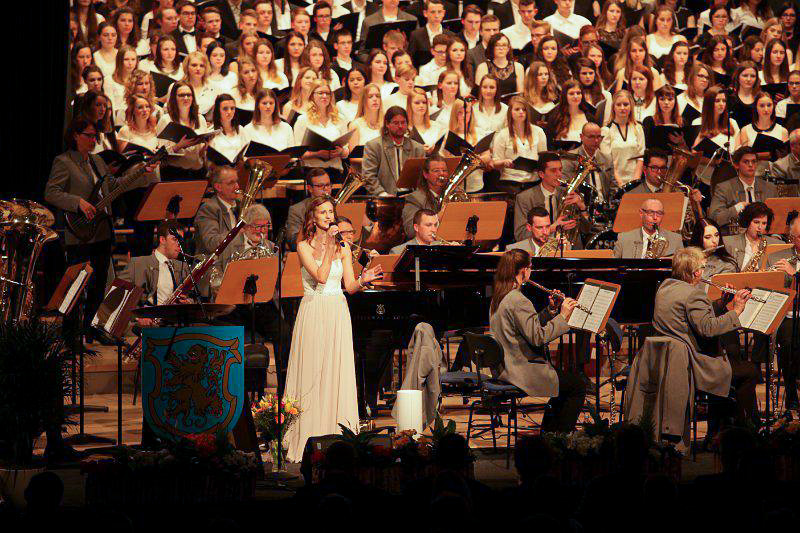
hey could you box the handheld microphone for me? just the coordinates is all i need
[335,232,345,247]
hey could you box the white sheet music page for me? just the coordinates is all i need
[104,289,132,334]
[568,283,598,330]
[582,288,616,333]
[58,269,88,314]
[749,290,789,334]
[739,289,769,329]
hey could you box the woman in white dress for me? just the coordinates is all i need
[662,41,691,92]
[492,95,548,193]
[93,22,119,79]
[282,67,318,119]
[445,37,473,97]
[71,43,94,96]
[150,35,184,88]
[301,40,341,92]
[104,45,138,119]
[433,70,461,128]
[365,49,398,101]
[243,90,295,151]
[294,80,351,179]
[600,89,645,187]
[347,83,383,152]
[276,31,306,88]
[118,95,160,153]
[629,65,657,123]
[283,196,383,462]
[174,51,217,117]
[337,67,366,123]
[383,65,416,111]
[548,80,589,145]
[157,82,209,181]
[407,88,446,154]
[207,94,249,166]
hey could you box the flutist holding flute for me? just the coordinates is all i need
[488,249,586,433]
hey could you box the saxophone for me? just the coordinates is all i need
[742,235,767,272]
[553,157,596,249]
[645,224,669,258]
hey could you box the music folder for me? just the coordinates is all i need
[437,201,507,241]
[738,287,794,335]
[567,278,620,334]
[91,279,144,340]
[150,71,174,98]
[752,133,788,159]
[443,131,495,155]
[332,12,360,38]
[244,141,309,158]
[206,144,247,167]
[302,128,355,151]
[44,262,93,316]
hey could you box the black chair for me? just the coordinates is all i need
[462,332,547,468]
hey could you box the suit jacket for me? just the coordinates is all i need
[489,288,570,397]
[408,26,455,57]
[218,0,241,41]
[466,42,486,74]
[170,28,197,56]
[770,153,800,196]
[765,246,800,288]
[286,197,311,250]
[702,254,738,280]
[309,30,336,55]
[118,253,190,305]
[402,189,437,237]
[489,1,515,29]
[709,177,778,227]
[45,150,114,246]
[193,195,245,269]
[723,233,784,271]
[561,146,614,202]
[506,238,535,254]
[359,9,418,48]
[612,228,683,259]
[623,179,662,196]
[513,183,565,241]
[362,134,426,196]
[389,237,420,255]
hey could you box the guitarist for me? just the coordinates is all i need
[45,118,161,340]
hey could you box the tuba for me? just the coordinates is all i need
[645,224,669,258]
[334,167,366,205]
[238,159,275,221]
[658,147,701,241]
[0,200,58,322]
[553,157,596,248]
[432,148,485,212]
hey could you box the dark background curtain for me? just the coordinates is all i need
[2,4,70,202]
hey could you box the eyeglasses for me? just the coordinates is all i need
[648,165,668,172]
[78,131,99,139]
[642,209,665,216]
[249,223,270,230]
[311,182,332,188]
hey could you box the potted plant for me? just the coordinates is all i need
[0,319,72,506]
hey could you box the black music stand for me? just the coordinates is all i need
[395,244,480,291]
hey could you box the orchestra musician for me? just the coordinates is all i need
[625,149,670,194]
[764,215,800,409]
[390,208,439,255]
[708,146,778,234]
[507,206,553,255]
[721,202,782,271]
[193,166,246,283]
[45,117,159,338]
[769,128,800,196]
[286,168,332,250]
[489,249,585,432]
[648,248,758,440]
[362,106,426,196]
[118,220,192,327]
[560,122,613,206]
[613,198,683,258]
[512,151,591,243]
[690,218,739,280]
[401,153,449,238]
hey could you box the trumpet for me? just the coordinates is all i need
[523,280,592,314]
[699,278,767,303]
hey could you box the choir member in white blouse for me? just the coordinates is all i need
[366,49,398,101]
[472,75,508,139]
[491,96,548,193]
[93,22,119,79]
[282,67,318,119]
[227,31,260,74]
[73,0,104,44]
[230,57,262,124]
[150,34,184,83]
[336,67,366,124]
[444,100,491,193]
[294,80,351,179]
[71,43,93,96]
[445,38,474,98]
[645,6,687,60]
[104,45,138,119]
[383,65,416,111]
[79,91,119,155]
[348,83,384,152]
[118,96,161,182]
[254,39,289,90]
[111,6,141,49]
[434,70,461,129]
[629,65,657,123]
[600,90,646,187]
[243,90,295,151]
[168,51,218,116]
[206,42,238,93]
[78,67,105,107]
[119,69,162,128]
[157,82,210,180]
[301,40,341,92]
[275,31,306,89]
[736,90,789,152]
[548,80,589,145]
[408,88,446,155]
[207,94,249,165]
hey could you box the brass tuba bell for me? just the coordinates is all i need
[334,167,366,205]
[433,148,485,212]
[238,159,275,221]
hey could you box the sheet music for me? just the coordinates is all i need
[58,269,88,314]
[749,291,789,334]
[91,286,131,336]
[568,283,598,329]
[104,289,131,334]
[582,288,616,333]
[739,289,769,329]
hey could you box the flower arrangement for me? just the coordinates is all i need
[251,393,301,465]
[80,432,260,505]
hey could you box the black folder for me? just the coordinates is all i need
[302,128,356,150]
[206,144,246,166]
[243,141,309,158]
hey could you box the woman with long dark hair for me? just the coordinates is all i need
[689,218,739,278]
[282,195,382,462]
[489,249,584,432]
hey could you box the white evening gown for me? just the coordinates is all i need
[283,258,359,462]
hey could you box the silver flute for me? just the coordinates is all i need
[524,280,593,314]
[700,278,767,303]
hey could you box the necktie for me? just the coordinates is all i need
[747,187,754,203]
[165,261,177,292]
[181,29,195,36]
[548,195,556,224]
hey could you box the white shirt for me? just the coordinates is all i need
[472,102,508,138]
[177,25,198,54]
[543,11,591,40]
[243,121,295,151]
[425,24,443,46]
[208,129,248,163]
[93,50,117,79]
[491,126,548,182]
[776,96,800,119]
[464,32,480,50]
[293,114,349,170]
[153,250,175,306]
[501,23,531,51]
[742,236,757,269]
[337,100,359,123]
[418,60,447,87]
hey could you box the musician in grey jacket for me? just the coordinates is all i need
[194,166,246,272]
[389,208,438,254]
[561,123,614,204]
[613,198,684,258]
[489,249,585,432]
[285,169,331,250]
[721,202,783,271]
[401,154,448,237]
[362,107,426,196]
[709,146,777,232]
[768,128,800,196]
